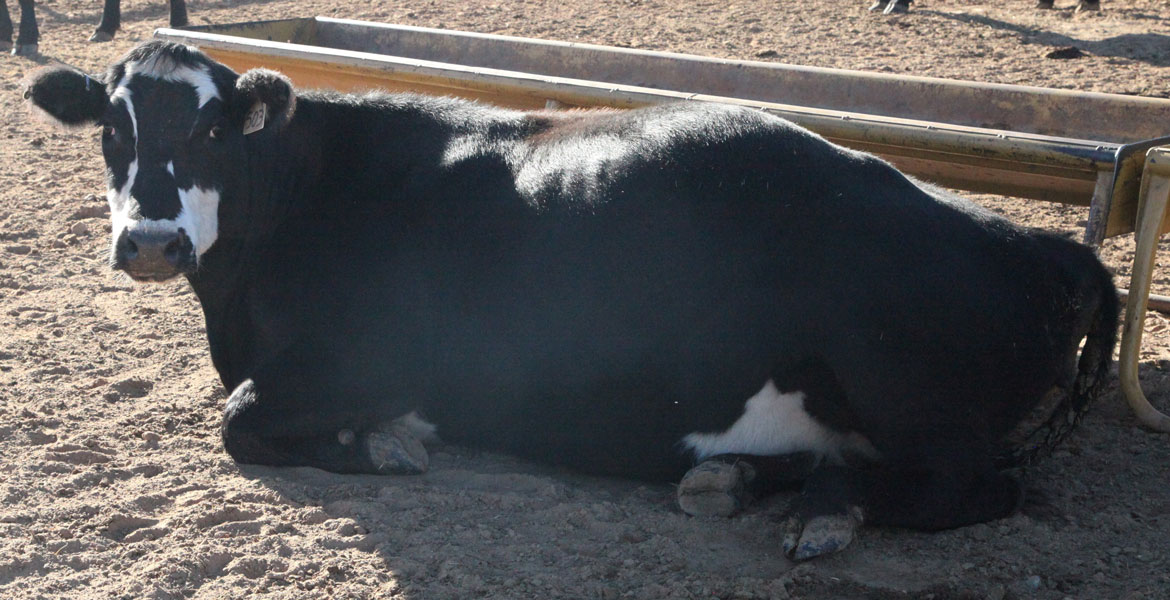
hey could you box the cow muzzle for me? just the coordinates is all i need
[114,227,196,281]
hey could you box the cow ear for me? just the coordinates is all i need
[23,67,109,127]
[230,69,296,136]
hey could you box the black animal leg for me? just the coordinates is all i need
[678,452,819,518]
[169,0,188,27]
[782,452,1022,560]
[12,0,36,55]
[222,378,432,475]
[89,0,120,42]
[0,1,13,51]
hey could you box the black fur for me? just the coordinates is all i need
[24,68,108,126]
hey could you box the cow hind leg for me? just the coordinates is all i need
[677,452,818,518]
[222,378,433,475]
[782,453,1022,560]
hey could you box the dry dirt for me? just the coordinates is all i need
[3,0,1170,598]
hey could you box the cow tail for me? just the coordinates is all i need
[997,266,1120,469]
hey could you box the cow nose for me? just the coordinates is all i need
[115,228,194,280]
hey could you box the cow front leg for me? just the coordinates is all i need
[782,458,1022,560]
[221,378,432,475]
[0,1,13,52]
[678,452,818,518]
[11,0,36,55]
[89,0,120,42]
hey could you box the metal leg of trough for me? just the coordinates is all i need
[1083,169,1116,247]
[1118,146,1170,433]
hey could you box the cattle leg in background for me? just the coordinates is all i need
[1037,0,1101,9]
[868,0,910,14]
[90,0,189,43]
[0,0,38,56]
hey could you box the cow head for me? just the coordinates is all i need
[25,42,296,281]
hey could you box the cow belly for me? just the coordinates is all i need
[683,379,878,464]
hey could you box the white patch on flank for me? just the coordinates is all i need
[683,379,878,464]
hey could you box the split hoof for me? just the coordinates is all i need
[364,425,430,475]
[678,459,755,518]
[781,507,863,561]
[89,30,115,43]
[1075,0,1100,11]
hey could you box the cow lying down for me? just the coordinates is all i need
[25,41,1118,560]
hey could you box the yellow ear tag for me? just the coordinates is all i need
[242,102,267,135]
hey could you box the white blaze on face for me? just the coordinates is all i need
[683,379,878,464]
[106,85,141,248]
[107,57,224,263]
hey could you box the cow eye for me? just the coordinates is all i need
[102,125,115,139]
[209,124,224,141]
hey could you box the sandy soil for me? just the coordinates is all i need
[3,0,1170,598]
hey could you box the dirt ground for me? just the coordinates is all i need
[2,0,1170,598]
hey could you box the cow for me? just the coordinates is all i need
[869,0,1099,14]
[0,0,188,55]
[24,41,1118,560]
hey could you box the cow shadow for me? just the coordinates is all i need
[918,10,1170,67]
[233,448,794,597]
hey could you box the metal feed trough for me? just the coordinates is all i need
[155,17,1170,432]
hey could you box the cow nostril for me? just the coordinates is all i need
[124,238,139,261]
[164,239,181,265]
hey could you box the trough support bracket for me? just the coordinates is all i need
[1118,145,1170,433]
[1084,169,1116,247]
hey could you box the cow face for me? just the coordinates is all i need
[24,42,296,281]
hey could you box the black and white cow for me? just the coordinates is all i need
[0,0,187,55]
[25,41,1118,560]
[868,0,1099,14]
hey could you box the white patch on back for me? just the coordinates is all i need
[683,380,878,464]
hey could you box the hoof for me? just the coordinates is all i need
[12,43,37,56]
[781,507,863,561]
[678,459,755,518]
[0,41,11,53]
[1036,0,1055,8]
[867,0,887,10]
[882,1,909,14]
[365,424,430,475]
[89,30,115,43]
[1075,0,1100,11]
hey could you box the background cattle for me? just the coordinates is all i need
[869,0,1100,14]
[25,40,1117,561]
[0,0,188,55]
